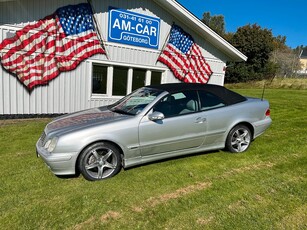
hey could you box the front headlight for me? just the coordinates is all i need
[44,137,58,152]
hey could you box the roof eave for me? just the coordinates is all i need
[153,0,247,62]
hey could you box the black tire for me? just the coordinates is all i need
[78,142,122,181]
[226,125,251,153]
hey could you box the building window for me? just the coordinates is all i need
[113,67,129,96]
[92,63,163,97]
[132,68,146,91]
[151,71,162,85]
[92,65,107,94]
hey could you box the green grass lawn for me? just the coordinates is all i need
[0,88,306,229]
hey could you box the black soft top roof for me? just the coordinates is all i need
[147,83,246,105]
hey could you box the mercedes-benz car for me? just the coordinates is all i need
[36,83,272,181]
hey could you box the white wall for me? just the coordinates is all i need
[0,0,227,115]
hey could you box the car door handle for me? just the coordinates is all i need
[195,117,206,123]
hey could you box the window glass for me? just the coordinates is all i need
[92,65,107,94]
[199,91,225,111]
[151,71,162,85]
[109,88,162,115]
[132,69,146,91]
[153,90,198,117]
[92,63,165,97]
[113,67,128,96]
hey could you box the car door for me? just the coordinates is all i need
[138,90,207,156]
[197,90,228,147]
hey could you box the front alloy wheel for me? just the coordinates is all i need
[78,142,121,181]
[226,125,251,153]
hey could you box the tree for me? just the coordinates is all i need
[201,12,301,82]
[201,12,225,37]
[270,38,302,77]
[273,35,287,50]
[225,24,275,83]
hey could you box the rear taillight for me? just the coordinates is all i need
[265,109,271,117]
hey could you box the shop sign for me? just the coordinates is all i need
[108,8,160,49]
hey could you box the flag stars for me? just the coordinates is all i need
[57,3,94,35]
[169,26,194,54]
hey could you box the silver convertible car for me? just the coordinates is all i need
[36,83,272,181]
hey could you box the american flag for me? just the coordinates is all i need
[0,3,105,90]
[158,25,212,83]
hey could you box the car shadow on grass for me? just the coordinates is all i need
[55,173,80,180]
[123,149,222,171]
[54,149,223,180]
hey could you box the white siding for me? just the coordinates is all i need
[0,0,227,115]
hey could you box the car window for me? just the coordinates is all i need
[153,90,199,117]
[109,87,163,115]
[198,90,226,111]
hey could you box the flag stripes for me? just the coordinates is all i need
[0,3,104,90]
[158,25,212,84]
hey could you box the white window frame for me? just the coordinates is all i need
[89,60,166,100]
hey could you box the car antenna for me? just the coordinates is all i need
[261,82,266,101]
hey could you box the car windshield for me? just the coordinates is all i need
[108,87,163,115]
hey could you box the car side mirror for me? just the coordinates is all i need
[148,111,165,121]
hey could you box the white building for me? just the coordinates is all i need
[0,0,246,117]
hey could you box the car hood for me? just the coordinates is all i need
[45,106,131,134]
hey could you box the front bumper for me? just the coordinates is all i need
[36,141,79,175]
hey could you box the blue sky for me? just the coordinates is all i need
[177,0,306,48]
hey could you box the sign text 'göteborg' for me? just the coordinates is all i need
[108,8,160,49]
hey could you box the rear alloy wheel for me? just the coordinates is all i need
[226,125,251,153]
[78,142,122,181]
